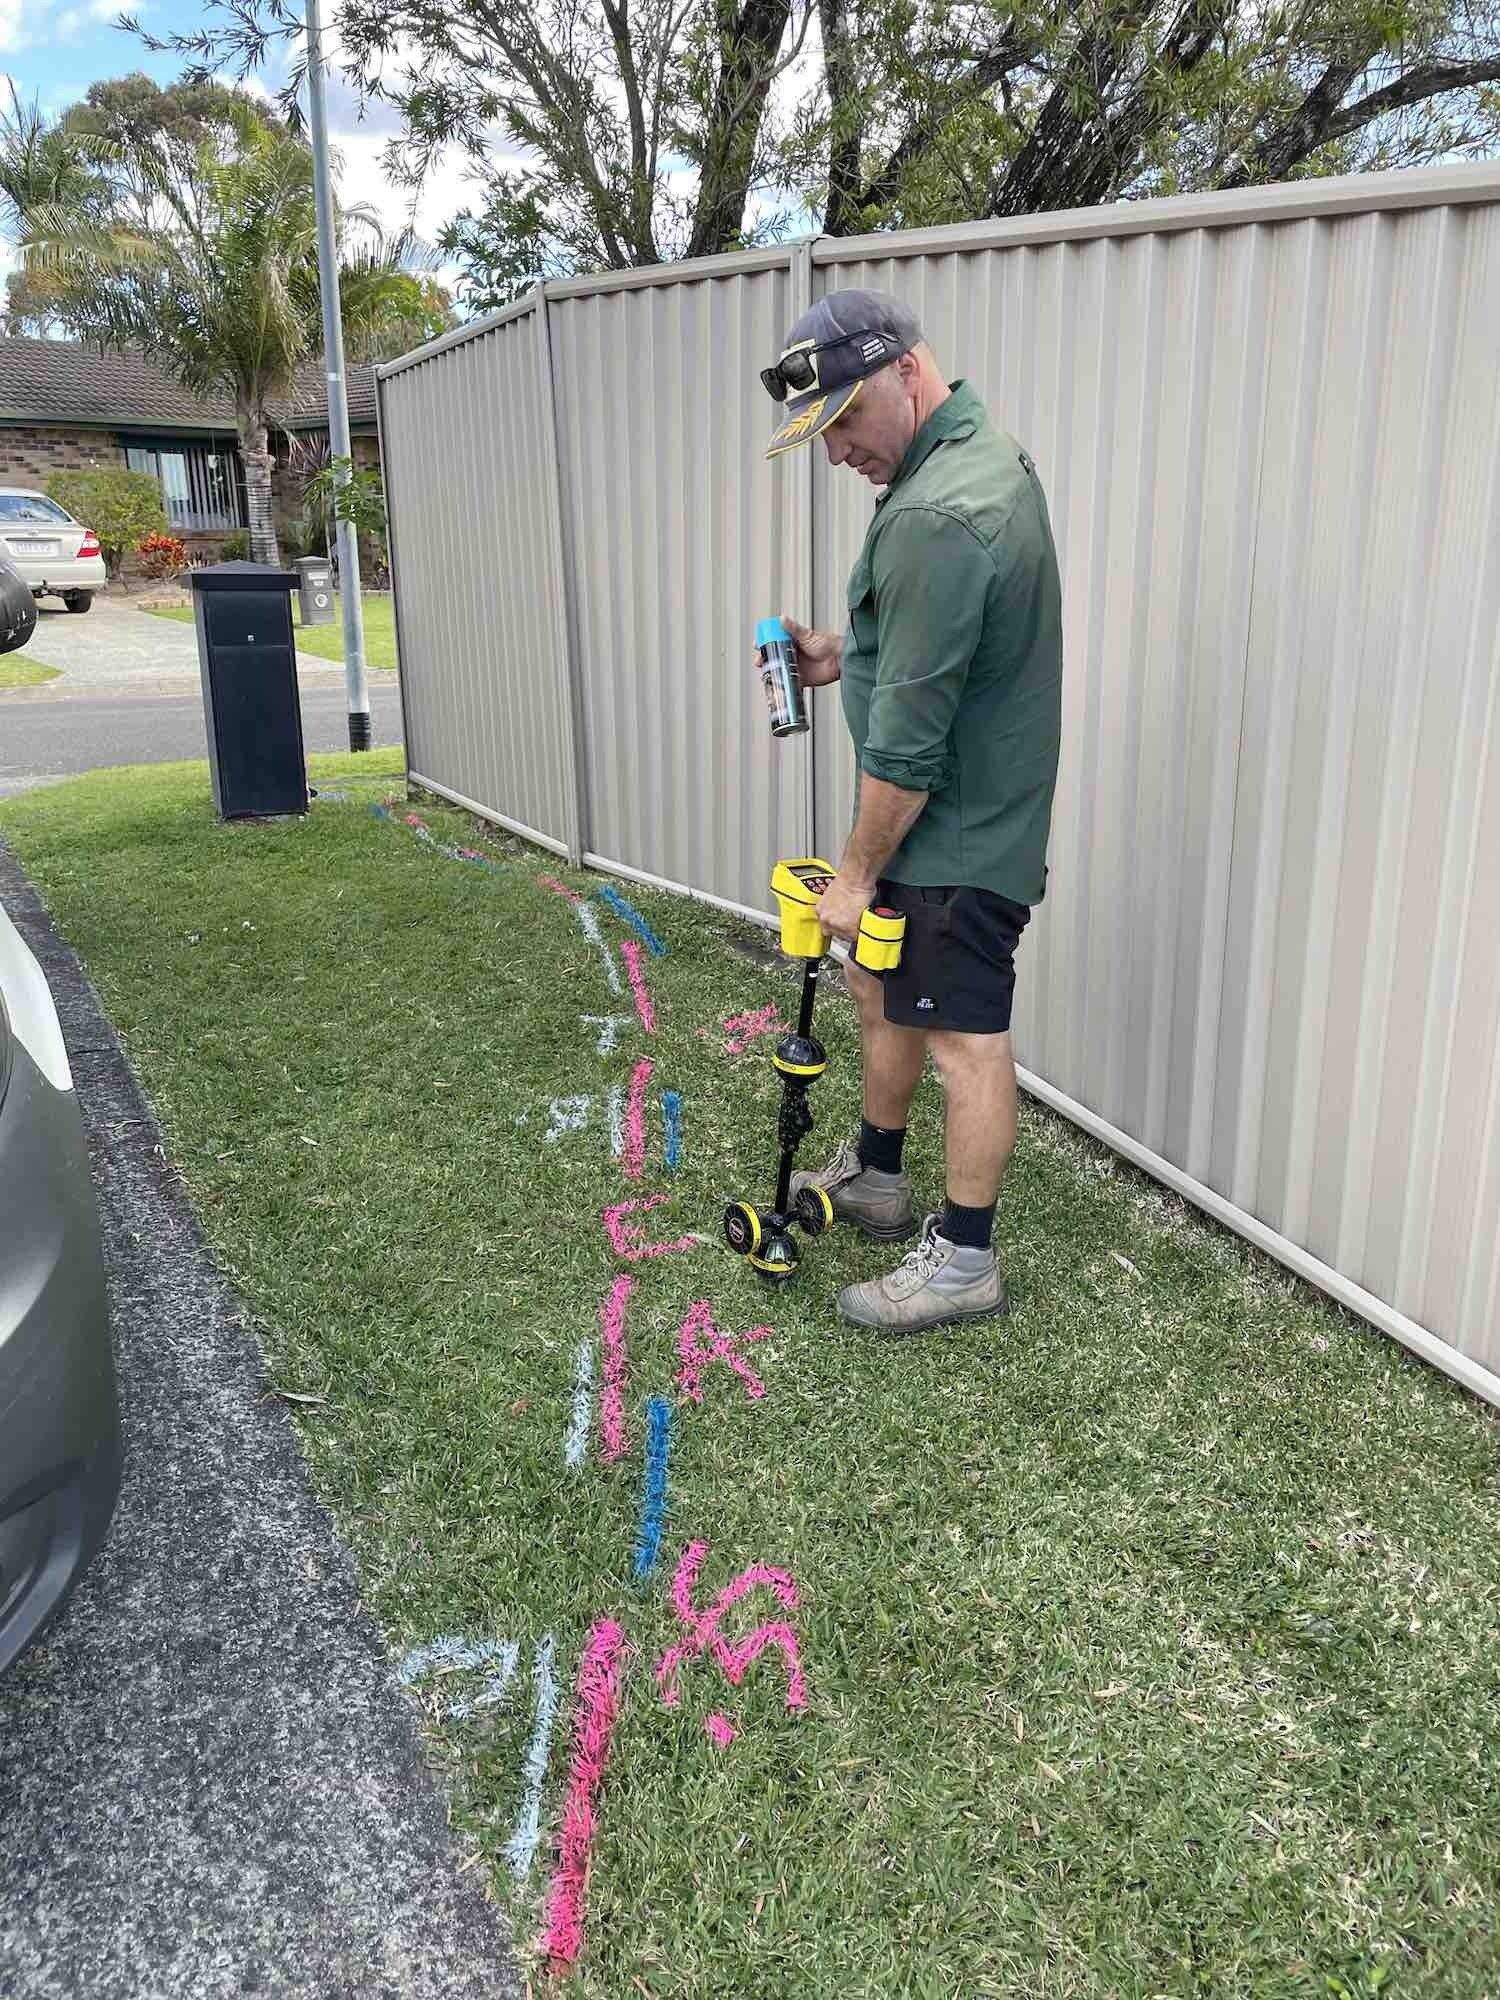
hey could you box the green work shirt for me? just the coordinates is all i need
[840,379,1063,905]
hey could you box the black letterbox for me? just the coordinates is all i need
[190,561,308,820]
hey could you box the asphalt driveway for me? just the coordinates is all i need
[0,688,405,800]
[0,844,519,2000]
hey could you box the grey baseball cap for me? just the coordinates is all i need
[763,288,924,458]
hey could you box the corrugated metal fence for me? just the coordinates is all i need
[376,162,1500,1403]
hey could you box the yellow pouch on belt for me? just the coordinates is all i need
[854,904,906,973]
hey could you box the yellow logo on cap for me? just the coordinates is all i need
[773,396,827,446]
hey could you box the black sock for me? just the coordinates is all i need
[941,1199,996,1250]
[857,1118,906,1175]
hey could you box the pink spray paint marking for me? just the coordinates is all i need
[654,1539,809,1721]
[602,1196,697,1264]
[622,1058,654,1181]
[674,1301,771,1405]
[620,939,656,1034]
[598,1275,635,1465]
[539,872,583,903]
[719,1004,786,1055]
[539,1618,631,1972]
[704,1713,737,1748]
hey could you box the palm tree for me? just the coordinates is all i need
[15,95,432,564]
[0,81,117,331]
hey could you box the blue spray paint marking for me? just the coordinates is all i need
[632,1397,673,1580]
[370,802,503,868]
[598,886,668,957]
[662,1091,683,1170]
[504,1634,561,1879]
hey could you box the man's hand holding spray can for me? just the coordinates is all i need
[755,616,810,736]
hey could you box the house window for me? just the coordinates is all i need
[125,442,246,532]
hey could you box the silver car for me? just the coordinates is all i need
[0,891,122,1671]
[0,486,109,614]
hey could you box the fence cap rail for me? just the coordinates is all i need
[542,241,798,300]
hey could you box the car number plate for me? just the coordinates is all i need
[11,539,60,555]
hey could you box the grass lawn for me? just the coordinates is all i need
[2,755,1498,1997]
[0,652,61,690]
[144,592,399,669]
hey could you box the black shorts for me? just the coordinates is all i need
[871,881,1031,1034]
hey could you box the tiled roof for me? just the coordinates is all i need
[0,337,378,433]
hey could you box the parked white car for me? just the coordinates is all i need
[0,891,122,1671]
[0,488,108,613]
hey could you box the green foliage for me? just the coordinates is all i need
[46,468,166,576]
[279,510,327,562]
[216,529,249,560]
[301,456,387,540]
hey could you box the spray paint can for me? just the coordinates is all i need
[755,617,809,739]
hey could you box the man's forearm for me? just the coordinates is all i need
[840,772,928,885]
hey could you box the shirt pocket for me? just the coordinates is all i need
[846,547,876,656]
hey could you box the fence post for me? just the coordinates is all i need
[535,283,592,866]
[372,367,413,780]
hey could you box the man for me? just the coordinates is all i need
[761,288,1063,1334]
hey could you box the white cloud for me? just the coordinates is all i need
[52,0,116,40]
[324,126,493,287]
[332,115,534,207]
[0,0,30,55]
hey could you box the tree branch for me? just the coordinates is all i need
[992,0,1233,216]
[1223,50,1500,185]
[684,0,795,258]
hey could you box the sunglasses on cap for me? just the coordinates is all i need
[759,327,906,402]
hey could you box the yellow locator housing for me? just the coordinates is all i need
[769,857,907,970]
[770,858,835,959]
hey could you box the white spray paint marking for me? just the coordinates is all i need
[573,901,623,995]
[607,1084,625,1159]
[446,1641,520,1718]
[564,1340,593,1468]
[581,1013,631,1057]
[504,1633,561,1880]
[397,1636,521,1718]
[544,1094,594,1144]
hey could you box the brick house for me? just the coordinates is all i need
[0,336,382,569]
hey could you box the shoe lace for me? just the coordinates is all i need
[891,1218,945,1294]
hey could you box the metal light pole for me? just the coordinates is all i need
[304,0,371,750]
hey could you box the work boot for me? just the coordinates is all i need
[789,1135,916,1241]
[837,1215,1009,1333]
